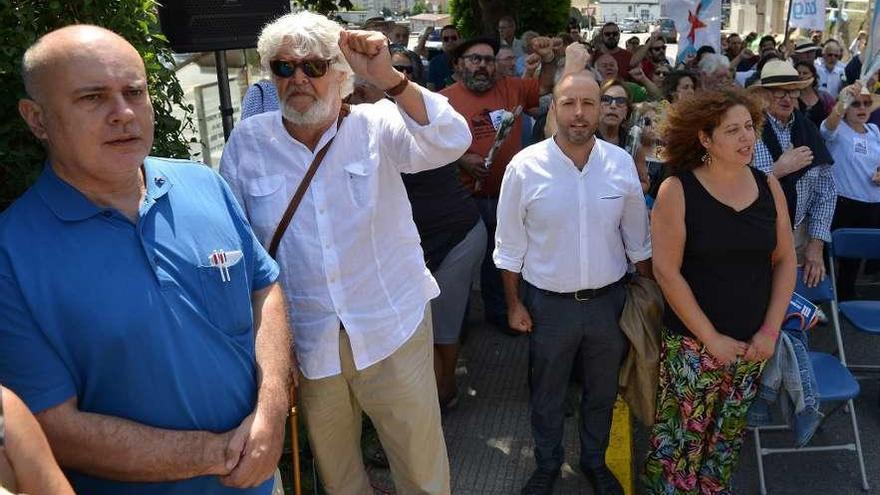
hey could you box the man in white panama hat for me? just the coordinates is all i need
[751,59,836,289]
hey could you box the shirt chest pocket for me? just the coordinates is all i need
[596,192,625,227]
[244,174,288,234]
[343,158,379,208]
[197,250,253,335]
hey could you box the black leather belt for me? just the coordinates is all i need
[541,277,625,301]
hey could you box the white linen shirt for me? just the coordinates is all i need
[220,88,472,379]
[822,120,880,203]
[493,137,652,292]
[813,59,847,98]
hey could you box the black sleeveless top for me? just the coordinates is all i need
[664,167,777,341]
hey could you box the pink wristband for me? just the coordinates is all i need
[758,323,779,339]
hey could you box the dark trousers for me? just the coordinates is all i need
[831,196,880,300]
[524,281,628,472]
[475,197,507,322]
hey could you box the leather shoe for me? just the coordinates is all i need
[582,464,623,495]
[521,468,559,495]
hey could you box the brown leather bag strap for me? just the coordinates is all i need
[268,106,349,258]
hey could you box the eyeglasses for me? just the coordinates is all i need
[443,36,459,42]
[770,89,801,100]
[603,31,620,37]
[851,100,873,108]
[600,95,628,106]
[461,54,496,65]
[654,70,670,77]
[393,64,414,74]
[269,59,332,79]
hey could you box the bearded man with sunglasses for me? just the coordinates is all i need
[440,36,557,334]
[219,11,470,495]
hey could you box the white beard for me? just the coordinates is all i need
[281,96,335,125]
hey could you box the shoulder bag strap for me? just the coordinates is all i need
[268,105,349,258]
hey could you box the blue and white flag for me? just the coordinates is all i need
[667,0,722,64]
[862,0,880,81]
[789,0,827,31]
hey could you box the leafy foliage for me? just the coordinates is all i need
[448,0,571,39]
[0,0,195,210]
[293,0,354,14]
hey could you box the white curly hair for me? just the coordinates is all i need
[257,11,354,98]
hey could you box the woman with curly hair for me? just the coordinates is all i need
[642,88,796,494]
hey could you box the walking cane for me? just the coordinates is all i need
[289,381,302,495]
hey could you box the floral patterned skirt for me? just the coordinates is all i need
[643,331,765,495]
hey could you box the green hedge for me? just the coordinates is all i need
[0,0,194,210]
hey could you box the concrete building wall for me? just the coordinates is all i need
[598,1,661,23]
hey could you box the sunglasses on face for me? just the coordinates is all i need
[393,64,414,74]
[461,54,496,65]
[851,100,873,108]
[770,89,801,100]
[443,36,459,42]
[269,59,332,79]
[600,95,627,106]
[654,70,670,77]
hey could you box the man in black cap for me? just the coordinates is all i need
[441,36,556,333]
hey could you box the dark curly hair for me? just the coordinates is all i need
[661,88,765,173]
[662,69,700,101]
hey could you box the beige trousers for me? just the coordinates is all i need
[299,307,450,495]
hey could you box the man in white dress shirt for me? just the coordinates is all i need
[219,11,471,495]
[813,40,847,98]
[494,71,651,495]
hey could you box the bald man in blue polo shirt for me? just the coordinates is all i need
[0,25,291,494]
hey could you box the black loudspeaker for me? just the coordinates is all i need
[158,0,291,53]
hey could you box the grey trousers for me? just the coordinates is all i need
[523,280,628,472]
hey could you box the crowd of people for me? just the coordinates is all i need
[0,8,878,495]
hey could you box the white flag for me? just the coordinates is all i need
[789,0,827,31]
[667,0,722,64]
[863,0,880,81]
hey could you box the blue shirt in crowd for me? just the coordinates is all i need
[0,158,279,495]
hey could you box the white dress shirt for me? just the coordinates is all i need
[493,137,652,293]
[220,88,472,379]
[813,59,847,98]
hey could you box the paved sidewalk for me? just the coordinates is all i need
[436,294,880,495]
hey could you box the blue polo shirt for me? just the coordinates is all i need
[0,158,279,494]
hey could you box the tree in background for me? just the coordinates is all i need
[0,0,195,211]
[447,0,571,39]
[412,0,427,15]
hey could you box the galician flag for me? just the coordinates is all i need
[862,0,880,81]
[667,0,722,64]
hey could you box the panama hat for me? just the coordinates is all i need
[793,40,822,54]
[750,59,813,89]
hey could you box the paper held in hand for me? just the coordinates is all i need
[474,105,523,192]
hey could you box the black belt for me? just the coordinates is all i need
[540,277,625,302]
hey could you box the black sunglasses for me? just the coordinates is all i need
[269,59,332,79]
[393,64,414,74]
[443,36,459,42]
[600,95,628,106]
[461,54,496,64]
